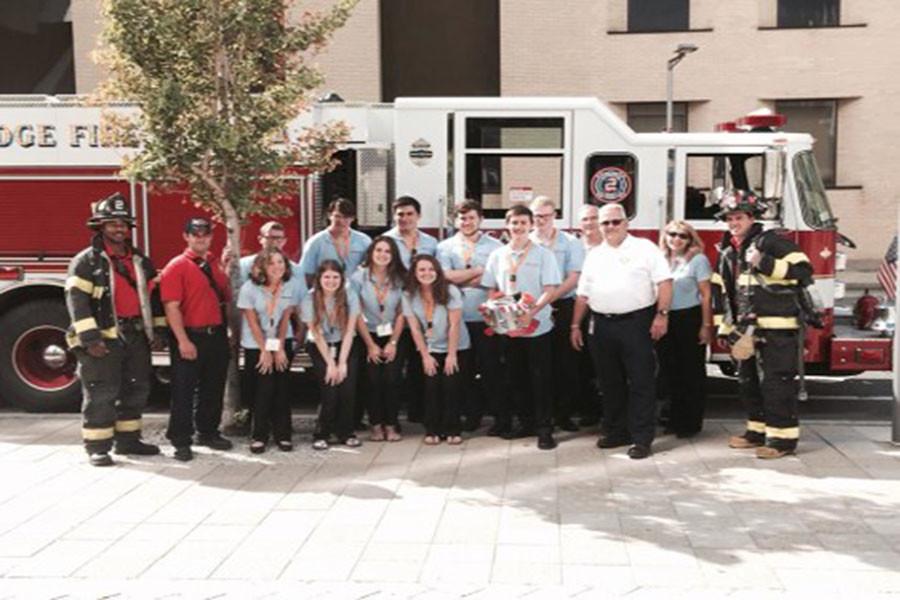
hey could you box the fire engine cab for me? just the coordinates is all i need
[0,95,891,412]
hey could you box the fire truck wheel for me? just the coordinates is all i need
[0,300,81,412]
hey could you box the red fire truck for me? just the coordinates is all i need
[0,96,891,412]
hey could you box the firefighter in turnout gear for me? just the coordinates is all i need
[65,193,167,466]
[711,190,814,459]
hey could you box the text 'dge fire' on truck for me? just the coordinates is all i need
[0,95,891,412]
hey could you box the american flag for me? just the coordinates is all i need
[877,234,897,301]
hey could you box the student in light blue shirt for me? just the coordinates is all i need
[237,248,305,454]
[656,220,713,438]
[403,255,470,446]
[437,200,504,433]
[350,236,407,442]
[300,259,362,450]
[384,195,438,268]
[529,196,586,432]
[299,199,372,287]
[481,204,561,450]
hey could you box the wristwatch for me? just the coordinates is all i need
[657,308,669,316]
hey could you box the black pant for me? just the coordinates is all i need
[465,321,505,424]
[364,334,404,427]
[77,328,152,454]
[551,298,580,423]
[578,317,602,423]
[423,351,469,437]
[505,331,553,434]
[737,330,800,451]
[656,306,707,435]
[399,330,425,422]
[167,327,228,448]
[309,341,359,441]
[244,345,295,444]
[589,306,657,446]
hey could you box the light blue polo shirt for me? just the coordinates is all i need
[402,285,471,353]
[670,253,712,311]
[436,232,503,322]
[482,242,562,337]
[238,253,306,288]
[529,229,585,300]
[300,290,361,344]
[350,267,405,334]
[299,229,372,280]
[384,227,438,268]
[237,278,306,349]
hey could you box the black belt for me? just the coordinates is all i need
[592,305,655,321]
[186,325,225,335]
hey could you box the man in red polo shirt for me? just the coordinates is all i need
[160,217,233,461]
[65,193,166,466]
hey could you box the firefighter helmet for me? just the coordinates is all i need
[715,189,765,220]
[87,193,135,229]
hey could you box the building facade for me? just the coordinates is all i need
[11,0,897,261]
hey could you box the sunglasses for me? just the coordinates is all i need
[599,219,624,227]
[666,231,691,240]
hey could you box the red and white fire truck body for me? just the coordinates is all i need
[0,96,890,412]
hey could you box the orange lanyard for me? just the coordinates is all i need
[506,241,532,288]
[460,233,478,267]
[265,282,283,329]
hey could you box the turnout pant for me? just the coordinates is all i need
[589,306,657,447]
[465,321,505,425]
[736,329,800,451]
[78,327,152,454]
[166,327,229,448]
[505,331,554,434]
[422,350,469,437]
[551,298,580,423]
[365,334,404,427]
[656,305,707,435]
[309,342,360,442]
[244,345,295,444]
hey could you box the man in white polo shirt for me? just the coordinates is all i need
[571,203,672,459]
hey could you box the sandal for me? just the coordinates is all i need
[370,426,385,442]
[250,441,266,454]
[384,425,402,442]
[446,435,463,446]
[423,435,441,446]
[277,440,293,452]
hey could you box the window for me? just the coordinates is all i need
[628,0,689,32]
[793,151,837,229]
[775,100,837,187]
[777,0,839,28]
[0,0,74,93]
[463,118,565,219]
[627,102,688,133]
[683,154,766,220]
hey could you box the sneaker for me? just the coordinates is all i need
[344,436,362,448]
[756,446,795,459]
[196,434,233,451]
[729,435,763,449]
[88,452,114,467]
[537,432,558,450]
[173,446,193,462]
[114,440,161,456]
[312,439,329,451]
[627,444,651,460]
[249,441,266,454]
[596,435,632,449]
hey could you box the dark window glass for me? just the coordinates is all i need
[628,0,689,32]
[683,154,765,220]
[585,154,638,218]
[627,102,688,133]
[465,118,564,149]
[776,99,837,186]
[777,0,840,27]
[380,0,499,101]
[465,154,564,219]
[0,0,74,94]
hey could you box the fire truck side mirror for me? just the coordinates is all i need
[763,147,786,202]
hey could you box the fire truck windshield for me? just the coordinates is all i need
[793,150,836,230]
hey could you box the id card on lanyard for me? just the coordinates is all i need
[506,242,532,295]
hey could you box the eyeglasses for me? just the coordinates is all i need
[599,219,624,227]
[534,212,556,220]
[263,235,286,242]
[666,231,691,240]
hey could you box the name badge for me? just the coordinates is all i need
[265,338,281,352]
[376,322,393,337]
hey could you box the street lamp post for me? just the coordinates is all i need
[665,43,698,132]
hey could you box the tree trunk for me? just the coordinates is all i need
[221,199,243,432]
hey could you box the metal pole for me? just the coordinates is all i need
[665,65,674,133]
[892,204,899,444]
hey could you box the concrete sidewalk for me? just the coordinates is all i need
[0,415,898,599]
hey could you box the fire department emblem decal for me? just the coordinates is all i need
[590,167,631,204]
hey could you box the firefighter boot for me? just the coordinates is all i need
[756,446,795,459]
[728,433,764,449]
[89,452,114,467]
